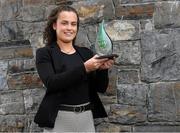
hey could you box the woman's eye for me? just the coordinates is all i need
[72,23,77,26]
[61,22,67,25]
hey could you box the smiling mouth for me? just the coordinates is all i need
[64,32,73,36]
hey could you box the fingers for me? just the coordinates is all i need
[84,55,107,72]
[84,55,115,72]
[94,62,101,69]
[107,60,115,67]
[107,60,114,66]
[93,55,108,66]
[93,55,108,63]
[99,59,115,70]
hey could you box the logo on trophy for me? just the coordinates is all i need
[95,20,118,59]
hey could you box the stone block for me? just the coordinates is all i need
[140,19,154,31]
[22,6,46,22]
[134,125,180,132]
[0,61,8,90]
[94,117,108,126]
[75,27,91,48]
[104,104,111,114]
[0,75,8,91]
[98,93,117,105]
[0,115,25,132]
[85,25,97,43]
[1,21,24,41]
[109,104,147,124]
[107,66,118,95]
[154,1,180,29]
[28,33,44,50]
[174,82,180,121]
[0,22,2,40]
[0,61,8,77]
[23,114,43,132]
[72,0,114,23]
[45,5,58,19]
[113,41,141,65]
[0,47,33,60]
[148,82,177,122]
[23,88,45,114]
[141,30,180,82]
[8,72,43,90]
[0,103,25,115]
[113,0,158,4]
[55,0,74,5]
[0,40,30,48]
[0,40,33,60]
[23,22,46,35]
[106,20,140,41]
[0,0,22,21]
[115,3,155,19]
[117,69,139,84]
[14,46,34,58]
[117,84,148,106]
[8,59,35,74]
[0,48,15,59]
[96,122,131,132]
[23,0,55,6]
[0,90,25,115]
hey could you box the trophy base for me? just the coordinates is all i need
[96,54,118,59]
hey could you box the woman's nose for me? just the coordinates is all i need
[67,24,72,30]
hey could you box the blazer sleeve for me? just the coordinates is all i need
[94,69,109,93]
[36,47,87,93]
[82,47,109,93]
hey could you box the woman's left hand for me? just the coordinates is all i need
[99,59,115,70]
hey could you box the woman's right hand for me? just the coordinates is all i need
[84,55,108,73]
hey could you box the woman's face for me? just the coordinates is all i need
[53,11,78,44]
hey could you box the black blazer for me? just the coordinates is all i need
[34,42,108,128]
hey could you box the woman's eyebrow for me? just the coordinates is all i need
[60,20,77,24]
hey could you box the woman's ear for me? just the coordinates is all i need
[53,22,57,30]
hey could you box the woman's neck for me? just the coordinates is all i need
[57,40,75,54]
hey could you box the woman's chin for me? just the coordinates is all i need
[62,39,74,44]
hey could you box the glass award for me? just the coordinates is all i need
[95,20,118,59]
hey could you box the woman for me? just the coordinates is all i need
[34,5,114,132]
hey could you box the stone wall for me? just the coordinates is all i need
[0,0,180,132]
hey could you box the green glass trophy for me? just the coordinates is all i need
[95,20,118,59]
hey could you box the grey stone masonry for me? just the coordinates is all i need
[7,72,43,90]
[0,115,25,132]
[134,125,180,132]
[117,84,148,106]
[114,41,141,65]
[0,0,180,132]
[141,29,180,83]
[106,20,140,41]
[0,61,8,91]
[23,88,45,114]
[8,59,35,74]
[0,90,25,115]
[72,0,114,24]
[0,0,23,21]
[108,104,147,124]
[1,21,24,41]
[148,82,180,122]
[154,1,180,29]
[117,69,140,84]
[0,40,33,60]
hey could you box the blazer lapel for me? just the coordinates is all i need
[74,45,92,62]
[48,42,65,73]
